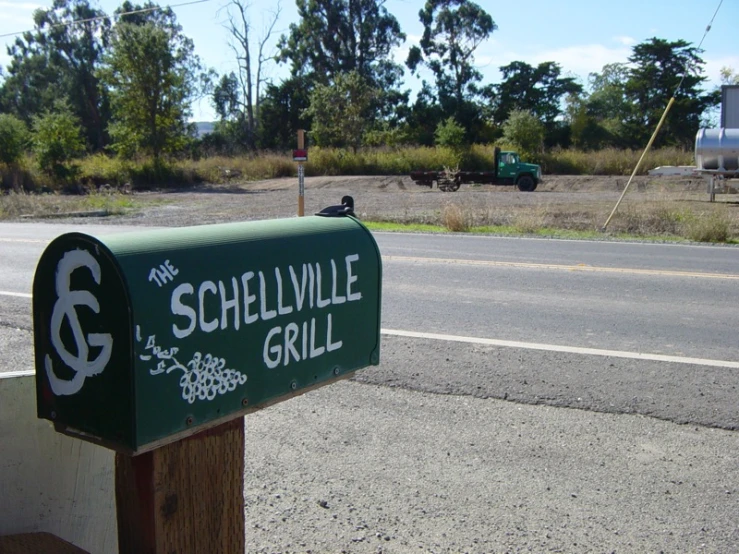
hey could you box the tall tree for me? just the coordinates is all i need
[277,0,407,147]
[494,61,582,125]
[278,0,405,87]
[0,0,111,150]
[493,61,581,147]
[257,75,313,150]
[303,70,378,151]
[406,0,495,132]
[404,82,445,145]
[100,2,209,158]
[586,63,629,122]
[213,73,241,121]
[568,62,632,148]
[622,38,718,148]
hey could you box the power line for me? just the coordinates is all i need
[602,0,725,231]
[673,0,723,97]
[0,0,214,40]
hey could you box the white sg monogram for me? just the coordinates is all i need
[45,249,113,396]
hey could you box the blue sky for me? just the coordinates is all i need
[1,0,737,121]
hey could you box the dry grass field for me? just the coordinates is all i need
[1,174,737,242]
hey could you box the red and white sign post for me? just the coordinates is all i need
[293,130,308,217]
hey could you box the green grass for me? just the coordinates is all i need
[365,221,606,239]
[80,192,136,214]
[363,221,448,233]
[362,219,738,244]
[0,190,143,219]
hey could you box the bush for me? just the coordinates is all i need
[32,106,85,180]
[442,203,472,232]
[362,124,414,148]
[78,153,132,188]
[0,114,30,165]
[0,158,44,192]
[501,110,545,153]
[434,118,466,148]
[684,210,731,243]
[128,158,198,189]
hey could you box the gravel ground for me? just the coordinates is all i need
[39,173,712,230]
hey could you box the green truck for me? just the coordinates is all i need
[409,147,543,192]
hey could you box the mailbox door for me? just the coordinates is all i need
[34,234,135,449]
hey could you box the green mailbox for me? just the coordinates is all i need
[33,213,381,454]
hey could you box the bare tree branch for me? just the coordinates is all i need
[255,0,281,122]
[217,0,281,148]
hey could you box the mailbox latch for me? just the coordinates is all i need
[316,196,355,217]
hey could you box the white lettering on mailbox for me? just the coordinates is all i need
[262,314,343,369]
[148,259,179,287]
[45,249,113,396]
[168,254,363,371]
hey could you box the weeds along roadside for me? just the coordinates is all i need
[367,193,738,244]
[0,145,693,193]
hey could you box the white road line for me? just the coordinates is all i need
[383,255,739,280]
[381,329,739,369]
[0,370,35,379]
[5,289,734,369]
[0,291,32,298]
[0,238,49,244]
[3,323,734,371]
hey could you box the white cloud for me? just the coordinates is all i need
[528,44,632,76]
[1,14,33,26]
[614,35,636,46]
[0,1,41,10]
[473,43,632,85]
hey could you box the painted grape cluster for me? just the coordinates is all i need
[179,352,247,404]
[137,328,247,404]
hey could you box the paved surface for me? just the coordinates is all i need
[2,223,739,552]
[244,381,739,554]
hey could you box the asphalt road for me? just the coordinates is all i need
[2,222,739,553]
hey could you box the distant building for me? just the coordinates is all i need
[193,121,215,138]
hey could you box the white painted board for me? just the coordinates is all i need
[0,372,116,554]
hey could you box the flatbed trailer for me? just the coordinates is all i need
[409,148,542,192]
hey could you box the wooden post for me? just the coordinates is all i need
[115,418,245,554]
[297,130,305,217]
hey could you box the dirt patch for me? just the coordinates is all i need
[229,174,705,194]
[8,174,737,239]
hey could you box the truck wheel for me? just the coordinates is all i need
[439,178,454,192]
[517,175,537,192]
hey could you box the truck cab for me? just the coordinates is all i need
[497,150,542,191]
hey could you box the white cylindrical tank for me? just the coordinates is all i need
[695,128,739,172]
